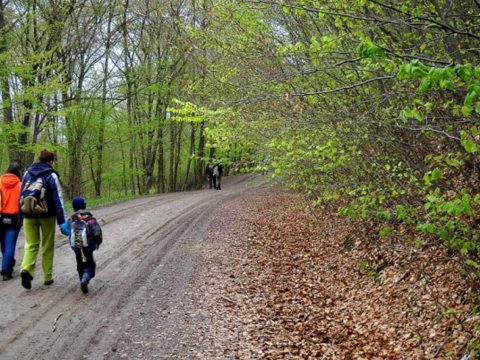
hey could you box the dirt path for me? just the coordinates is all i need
[0,174,261,360]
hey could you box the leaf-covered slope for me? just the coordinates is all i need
[213,190,477,358]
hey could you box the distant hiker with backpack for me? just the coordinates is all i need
[19,149,69,290]
[0,162,23,281]
[206,162,215,189]
[213,162,223,190]
[61,196,103,294]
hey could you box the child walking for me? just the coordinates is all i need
[64,197,103,294]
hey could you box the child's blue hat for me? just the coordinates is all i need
[72,197,86,211]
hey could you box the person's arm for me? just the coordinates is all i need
[60,219,71,236]
[15,181,23,226]
[49,172,66,225]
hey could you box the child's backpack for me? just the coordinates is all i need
[20,176,48,215]
[69,213,102,249]
[213,165,219,177]
[70,214,90,248]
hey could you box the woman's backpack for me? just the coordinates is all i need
[20,176,48,215]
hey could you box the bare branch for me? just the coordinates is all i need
[368,0,480,40]
[291,75,395,97]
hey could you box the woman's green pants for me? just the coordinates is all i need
[21,217,56,282]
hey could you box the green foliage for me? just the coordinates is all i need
[168,99,228,124]
[399,60,480,117]
[379,226,393,237]
[419,190,478,255]
[267,126,356,198]
[357,38,386,59]
[358,259,383,284]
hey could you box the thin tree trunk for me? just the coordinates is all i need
[0,0,21,163]
[195,121,206,189]
[94,0,116,197]
[182,122,196,191]
[169,121,176,191]
[122,0,136,196]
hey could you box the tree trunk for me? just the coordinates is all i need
[182,122,196,191]
[169,121,176,191]
[93,0,116,197]
[195,121,206,189]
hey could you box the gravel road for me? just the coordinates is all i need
[0,174,261,360]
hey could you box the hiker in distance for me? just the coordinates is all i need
[0,162,23,280]
[19,149,69,290]
[62,196,103,294]
[213,162,223,190]
[206,161,215,189]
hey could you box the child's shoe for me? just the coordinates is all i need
[80,279,89,293]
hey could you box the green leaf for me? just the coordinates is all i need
[440,79,453,90]
[471,126,479,137]
[418,76,432,93]
[466,259,479,269]
[461,137,479,153]
[424,102,434,110]
[437,228,449,240]
[423,172,431,185]
[455,64,471,82]
[431,168,442,181]
[379,226,393,237]
[357,39,386,59]
[418,223,434,233]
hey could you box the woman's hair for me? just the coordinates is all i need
[6,162,22,178]
[38,149,55,163]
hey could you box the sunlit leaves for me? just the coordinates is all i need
[397,60,429,80]
[357,38,386,59]
[460,130,479,153]
[167,99,228,124]
[399,60,480,116]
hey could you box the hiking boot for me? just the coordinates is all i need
[80,279,89,294]
[44,279,54,286]
[20,270,33,289]
[2,274,13,281]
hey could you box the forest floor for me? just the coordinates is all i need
[0,174,477,359]
[200,188,478,359]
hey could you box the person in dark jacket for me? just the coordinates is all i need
[214,163,224,190]
[206,162,215,189]
[0,162,23,280]
[62,196,103,294]
[19,149,68,289]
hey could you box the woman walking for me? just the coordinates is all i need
[0,162,23,280]
[19,149,68,289]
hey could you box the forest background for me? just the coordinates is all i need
[1,0,480,352]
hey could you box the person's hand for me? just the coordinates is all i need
[60,222,71,236]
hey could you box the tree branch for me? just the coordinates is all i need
[368,0,480,40]
[291,75,395,97]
